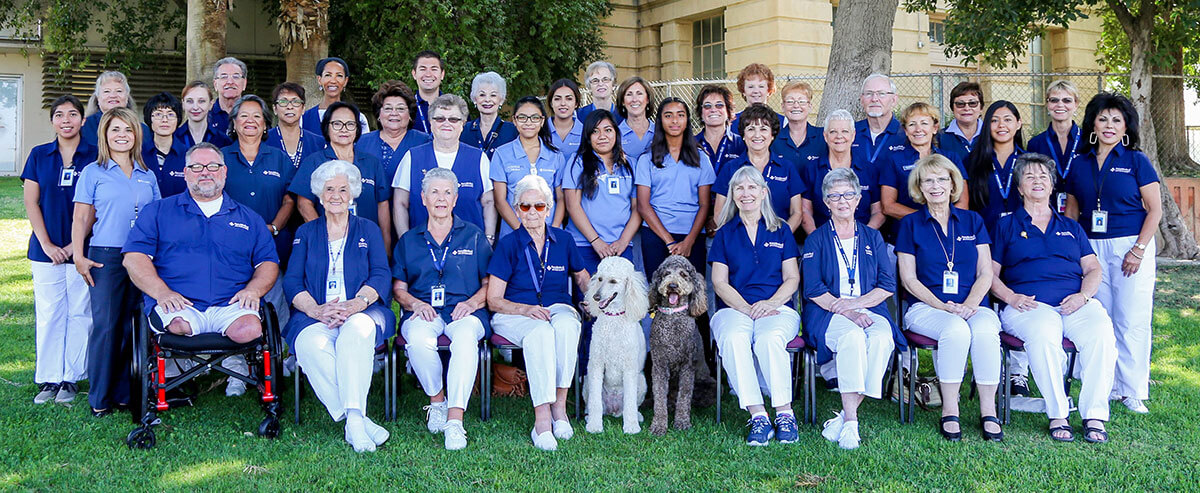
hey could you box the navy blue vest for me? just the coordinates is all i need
[406,142,486,230]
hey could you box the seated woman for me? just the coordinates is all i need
[990,153,1117,444]
[895,154,1002,442]
[284,160,394,453]
[393,168,492,451]
[486,175,590,451]
[710,166,801,446]
[802,168,905,450]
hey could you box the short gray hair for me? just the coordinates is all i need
[421,167,460,195]
[823,109,854,130]
[228,95,275,139]
[430,94,469,121]
[470,72,507,103]
[86,71,136,116]
[310,160,363,198]
[1013,152,1057,190]
[821,167,862,198]
[512,174,553,210]
[185,142,225,165]
[213,57,248,79]
[861,73,897,94]
[584,61,616,87]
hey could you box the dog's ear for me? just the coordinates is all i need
[688,265,708,318]
[647,264,664,308]
[625,270,651,318]
[583,274,601,317]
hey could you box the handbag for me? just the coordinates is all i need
[891,368,942,410]
[491,362,529,397]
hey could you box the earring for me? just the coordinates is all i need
[1121,134,1129,147]
[1089,132,1097,145]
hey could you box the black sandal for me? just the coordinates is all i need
[939,415,962,442]
[1049,422,1075,442]
[1083,419,1109,444]
[980,415,1004,442]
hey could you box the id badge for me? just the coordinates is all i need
[1055,192,1067,214]
[327,279,339,292]
[942,270,960,295]
[59,168,75,187]
[348,203,358,216]
[607,176,621,195]
[1091,210,1109,233]
[431,285,446,308]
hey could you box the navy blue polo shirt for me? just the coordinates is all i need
[991,207,1094,306]
[1065,143,1159,239]
[21,139,98,263]
[393,217,492,320]
[357,129,431,184]
[143,139,191,198]
[713,154,805,220]
[209,102,231,140]
[461,118,518,158]
[709,215,799,309]
[878,143,968,210]
[123,192,279,314]
[221,143,296,223]
[290,147,390,226]
[487,226,586,307]
[852,117,905,166]
[265,127,327,170]
[174,123,233,150]
[1027,124,1081,199]
[730,111,786,136]
[412,92,444,134]
[802,155,879,227]
[771,122,826,175]
[895,206,991,304]
[976,148,1025,232]
[696,130,747,177]
[577,102,624,126]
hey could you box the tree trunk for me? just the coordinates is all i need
[1151,47,1200,175]
[818,0,900,122]
[279,0,329,110]
[186,0,230,82]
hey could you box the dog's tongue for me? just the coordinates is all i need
[668,293,679,305]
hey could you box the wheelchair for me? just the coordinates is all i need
[126,302,284,449]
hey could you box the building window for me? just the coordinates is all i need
[929,20,945,45]
[1030,36,1049,130]
[692,15,725,79]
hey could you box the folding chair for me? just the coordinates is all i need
[392,334,490,421]
[998,333,1079,424]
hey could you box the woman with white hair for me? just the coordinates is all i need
[801,109,883,234]
[802,167,904,450]
[81,71,149,150]
[284,160,394,453]
[461,72,518,158]
[487,174,591,451]
[577,61,622,126]
[710,165,802,446]
[393,167,492,450]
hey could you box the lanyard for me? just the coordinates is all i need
[831,223,859,290]
[380,137,396,167]
[523,239,551,301]
[416,101,429,133]
[700,133,729,165]
[328,237,347,276]
[1094,148,1117,209]
[425,232,452,279]
[992,153,1017,200]
[1046,126,1079,180]
[929,213,956,270]
[867,134,887,164]
[480,120,501,152]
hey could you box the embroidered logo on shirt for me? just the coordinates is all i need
[764,241,784,248]
[546,265,566,272]
[864,244,874,255]
[767,174,787,182]
[956,235,976,242]
[888,145,907,151]
[807,155,819,161]
[1110,167,1132,173]
[229,221,250,231]
[262,170,281,178]
[452,248,474,255]
[1056,231,1075,238]
[903,164,916,171]
[293,238,301,245]
[362,178,376,186]
[803,252,814,259]
[169,171,185,178]
[358,238,369,248]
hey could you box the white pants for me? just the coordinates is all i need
[712,307,800,409]
[905,303,1001,385]
[493,304,581,407]
[1091,236,1155,400]
[294,313,377,421]
[154,303,258,336]
[402,314,485,410]
[825,311,894,398]
[1001,300,1117,420]
[31,261,92,384]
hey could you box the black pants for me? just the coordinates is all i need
[86,247,138,410]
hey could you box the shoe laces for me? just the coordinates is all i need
[444,421,466,438]
[823,411,843,428]
[1010,374,1029,387]
[59,382,77,393]
[38,382,60,392]
[775,413,797,432]
[747,416,771,434]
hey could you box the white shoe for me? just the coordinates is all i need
[424,401,448,434]
[838,421,860,450]
[443,420,467,450]
[821,411,844,442]
[362,416,390,446]
[531,427,558,451]
[553,419,574,440]
[345,422,376,453]
[1109,390,1123,401]
[1122,397,1149,414]
[225,378,247,397]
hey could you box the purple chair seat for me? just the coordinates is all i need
[786,336,805,350]
[902,330,938,348]
[999,333,1076,352]
[392,335,452,347]
[491,334,517,347]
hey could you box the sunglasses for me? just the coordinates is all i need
[517,202,548,212]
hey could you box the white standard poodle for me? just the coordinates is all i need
[583,255,649,434]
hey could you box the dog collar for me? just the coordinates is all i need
[600,309,626,317]
[657,304,689,314]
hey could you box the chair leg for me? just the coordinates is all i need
[1001,348,1011,425]
[293,368,302,425]
[907,348,918,424]
[807,351,816,425]
[715,351,723,424]
[574,357,582,421]
[384,343,394,422]
[1064,350,1078,396]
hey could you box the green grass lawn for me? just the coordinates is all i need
[0,176,1198,490]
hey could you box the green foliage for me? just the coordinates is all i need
[903,0,1090,69]
[1096,3,1200,91]
[330,0,610,110]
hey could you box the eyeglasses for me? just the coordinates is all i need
[330,120,358,131]
[825,191,859,202]
[920,176,952,186]
[275,98,304,108]
[701,102,726,110]
[1047,97,1075,104]
[783,99,810,106]
[431,116,463,124]
[517,202,548,212]
[380,105,408,114]
[588,77,614,86]
[514,114,544,124]
[186,163,224,172]
[215,74,245,81]
[861,90,895,99]
[953,100,981,109]
[150,111,177,122]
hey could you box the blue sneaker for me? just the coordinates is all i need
[746,415,774,446]
[775,413,798,443]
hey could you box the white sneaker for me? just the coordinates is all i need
[443,420,467,450]
[531,427,558,451]
[362,416,390,446]
[423,401,448,434]
[1122,397,1149,414]
[552,419,574,440]
[1109,390,1123,401]
[345,422,376,453]
[223,356,249,396]
[821,411,844,442]
[225,378,247,397]
[838,421,861,450]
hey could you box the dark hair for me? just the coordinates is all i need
[370,80,418,127]
[736,103,780,138]
[143,92,182,127]
[966,100,1025,211]
[512,96,558,153]
[575,109,630,199]
[228,94,274,141]
[694,84,734,121]
[1080,92,1140,154]
[615,76,655,119]
[321,101,364,143]
[949,81,983,105]
[315,57,349,77]
[271,82,306,103]
[50,95,85,120]
[412,50,444,71]
[650,97,701,168]
[548,78,581,110]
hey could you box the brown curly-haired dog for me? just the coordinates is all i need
[647,255,715,435]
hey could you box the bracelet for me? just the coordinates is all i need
[666,240,679,247]
[588,236,600,244]
[1129,249,1144,260]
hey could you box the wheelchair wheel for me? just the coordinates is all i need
[130,313,152,425]
[126,427,156,449]
[258,416,281,439]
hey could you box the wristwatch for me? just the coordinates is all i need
[357,295,370,307]
[1134,242,1147,250]
[269,224,280,236]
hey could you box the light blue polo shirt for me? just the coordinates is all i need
[551,119,584,159]
[634,151,716,235]
[619,120,655,163]
[73,160,162,248]
[562,152,637,246]
[489,139,566,238]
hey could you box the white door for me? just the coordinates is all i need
[0,76,21,173]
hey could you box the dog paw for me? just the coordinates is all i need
[585,418,604,434]
[649,420,668,436]
[623,421,641,434]
[673,417,692,431]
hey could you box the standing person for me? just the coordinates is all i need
[771,81,826,174]
[210,57,248,137]
[730,63,785,130]
[267,82,328,170]
[80,71,146,149]
[713,104,804,232]
[71,107,162,417]
[966,101,1027,232]
[301,57,370,134]
[616,77,655,163]
[357,80,431,183]
[548,79,584,158]
[491,97,565,239]
[563,110,639,270]
[177,81,233,149]
[801,110,883,235]
[1027,80,1083,214]
[1066,93,1161,414]
[141,92,190,198]
[853,74,904,167]
[936,82,984,158]
[695,85,747,177]
[461,72,518,158]
[23,95,97,405]
[577,61,622,125]
[410,50,447,135]
[880,102,969,222]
